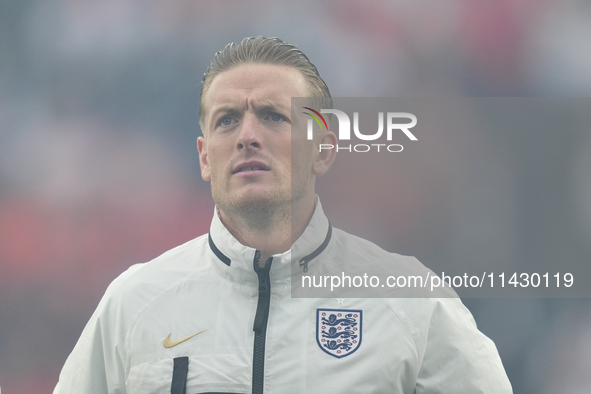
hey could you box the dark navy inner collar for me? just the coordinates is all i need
[208,222,332,269]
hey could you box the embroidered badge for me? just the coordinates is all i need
[316,308,362,358]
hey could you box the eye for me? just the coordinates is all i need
[218,116,234,126]
[268,112,288,122]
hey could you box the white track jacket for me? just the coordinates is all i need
[54,200,512,393]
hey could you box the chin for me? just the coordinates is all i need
[236,192,285,210]
[215,188,284,211]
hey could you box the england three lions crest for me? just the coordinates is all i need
[316,308,362,358]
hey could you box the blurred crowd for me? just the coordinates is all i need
[1,1,591,393]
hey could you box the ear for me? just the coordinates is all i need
[312,131,337,176]
[197,136,211,181]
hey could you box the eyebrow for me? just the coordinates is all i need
[210,101,289,120]
[210,106,240,119]
[252,103,289,114]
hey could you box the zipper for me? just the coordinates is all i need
[251,250,273,394]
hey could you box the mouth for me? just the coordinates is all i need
[232,161,271,174]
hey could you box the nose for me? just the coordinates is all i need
[236,113,263,151]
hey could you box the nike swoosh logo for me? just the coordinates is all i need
[163,329,207,348]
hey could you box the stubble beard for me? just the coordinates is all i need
[213,184,292,232]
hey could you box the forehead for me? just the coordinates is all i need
[203,63,310,117]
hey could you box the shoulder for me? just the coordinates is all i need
[316,225,456,296]
[97,234,211,319]
[329,227,429,277]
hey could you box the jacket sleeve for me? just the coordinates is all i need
[415,298,513,393]
[53,265,143,394]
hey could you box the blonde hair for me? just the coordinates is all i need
[199,36,332,133]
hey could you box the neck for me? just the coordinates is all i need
[218,195,315,265]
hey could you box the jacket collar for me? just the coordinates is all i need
[208,197,332,286]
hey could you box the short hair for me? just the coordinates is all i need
[199,36,332,133]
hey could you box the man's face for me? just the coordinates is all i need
[197,63,318,216]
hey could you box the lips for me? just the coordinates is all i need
[232,161,270,174]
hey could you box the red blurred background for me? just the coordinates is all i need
[1,1,591,393]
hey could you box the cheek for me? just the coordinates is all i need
[205,156,225,184]
[290,151,314,179]
[207,145,226,169]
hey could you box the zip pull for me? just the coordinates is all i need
[299,257,310,273]
[254,253,270,293]
[253,253,273,333]
[298,222,333,273]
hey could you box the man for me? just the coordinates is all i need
[54,37,512,393]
